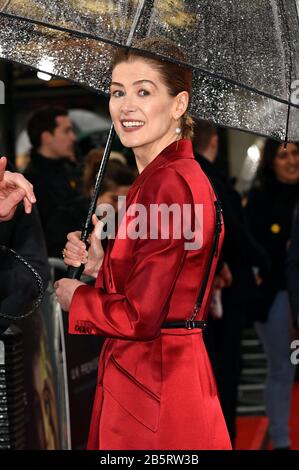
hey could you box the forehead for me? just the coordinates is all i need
[111,59,163,85]
[277,143,299,154]
[55,115,72,129]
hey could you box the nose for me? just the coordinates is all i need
[120,93,137,114]
[287,153,298,165]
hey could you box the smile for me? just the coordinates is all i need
[121,120,145,129]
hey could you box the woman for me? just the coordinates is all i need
[287,203,299,328]
[245,139,299,450]
[55,38,231,450]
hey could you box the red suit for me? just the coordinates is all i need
[69,139,231,450]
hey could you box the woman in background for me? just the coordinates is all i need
[245,140,299,450]
[46,149,135,259]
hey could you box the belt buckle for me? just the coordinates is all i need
[185,319,194,330]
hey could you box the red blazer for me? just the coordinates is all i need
[69,139,231,450]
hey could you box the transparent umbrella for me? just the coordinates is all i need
[0,0,298,141]
[0,0,298,278]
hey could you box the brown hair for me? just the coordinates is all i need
[193,119,218,153]
[27,106,68,149]
[112,38,194,139]
[83,148,136,197]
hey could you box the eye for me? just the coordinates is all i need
[138,89,150,97]
[111,89,124,98]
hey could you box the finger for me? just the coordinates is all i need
[67,230,82,242]
[0,156,7,180]
[92,213,98,227]
[63,244,88,266]
[0,187,26,216]
[65,240,86,257]
[67,231,85,249]
[4,171,36,203]
[23,196,33,214]
[64,255,83,268]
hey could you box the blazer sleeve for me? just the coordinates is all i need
[68,167,194,340]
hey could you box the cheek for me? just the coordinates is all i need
[146,101,173,128]
[273,159,284,174]
[109,101,117,122]
[58,135,68,147]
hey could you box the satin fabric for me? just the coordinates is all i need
[69,139,231,450]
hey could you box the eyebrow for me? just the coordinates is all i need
[110,79,157,88]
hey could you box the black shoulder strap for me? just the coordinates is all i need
[188,176,223,323]
[161,176,223,330]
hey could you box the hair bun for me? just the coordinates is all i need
[182,113,194,140]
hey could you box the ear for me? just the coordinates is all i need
[41,130,53,146]
[173,91,189,120]
[211,134,219,148]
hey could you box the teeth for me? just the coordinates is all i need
[122,121,145,128]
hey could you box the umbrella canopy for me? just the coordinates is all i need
[0,0,298,142]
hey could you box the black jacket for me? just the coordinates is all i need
[0,203,50,320]
[245,179,299,320]
[24,150,80,248]
[286,204,299,327]
[196,154,269,311]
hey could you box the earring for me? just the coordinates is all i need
[175,127,181,135]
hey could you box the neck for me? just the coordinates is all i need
[200,148,216,163]
[276,176,299,185]
[37,145,60,160]
[133,135,180,174]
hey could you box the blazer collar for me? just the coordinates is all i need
[130,139,194,190]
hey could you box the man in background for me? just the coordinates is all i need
[24,106,79,248]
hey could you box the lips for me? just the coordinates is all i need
[121,120,145,130]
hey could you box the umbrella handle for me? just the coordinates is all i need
[67,124,116,281]
[67,264,85,280]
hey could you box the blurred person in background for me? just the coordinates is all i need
[245,139,299,450]
[24,106,79,247]
[46,148,136,259]
[193,119,269,445]
[286,204,299,329]
[0,157,59,449]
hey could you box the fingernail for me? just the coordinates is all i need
[31,196,36,203]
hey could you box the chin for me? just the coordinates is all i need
[119,134,147,149]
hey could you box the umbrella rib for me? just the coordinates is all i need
[0,10,298,110]
[0,0,12,10]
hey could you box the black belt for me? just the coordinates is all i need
[161,320,207,330]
